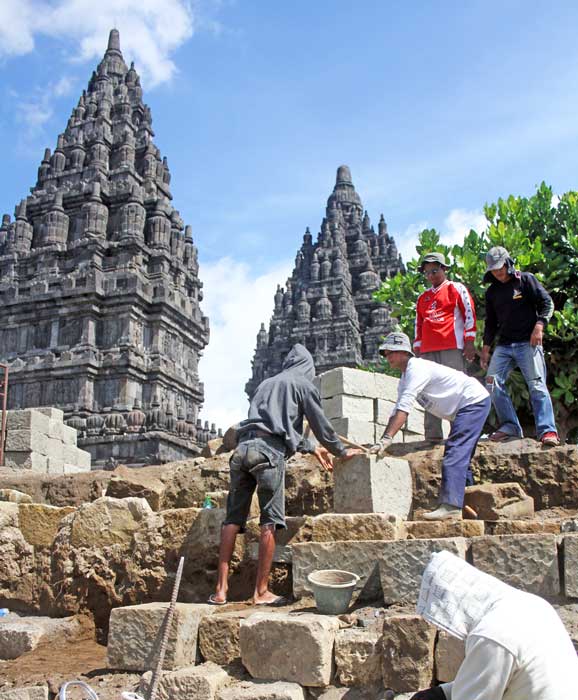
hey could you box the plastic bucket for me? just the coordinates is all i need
[307,569,360,614]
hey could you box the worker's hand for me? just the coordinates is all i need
[463,339,476,363]
[313,446,334,472]
[409,687,446,700]
[530,322,544,346]
[480,345,491,371]
[369,435,393,458]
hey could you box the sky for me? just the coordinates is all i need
[1,1,578,429]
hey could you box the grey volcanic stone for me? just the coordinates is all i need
[563,535,578,598]
[139,662,229,700]
[435,631,465,682]
[381,614,436,692]
[217,681,306,700]
[334,628,382,686]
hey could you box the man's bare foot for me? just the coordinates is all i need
[253,590,281,605]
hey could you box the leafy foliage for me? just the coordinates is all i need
[374,182,578,441]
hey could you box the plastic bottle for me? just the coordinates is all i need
[202,495,213,509]
[0,608,9,617]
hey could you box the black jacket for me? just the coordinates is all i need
[239,344,347,458]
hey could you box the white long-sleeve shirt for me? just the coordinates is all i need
[394,357,488,421]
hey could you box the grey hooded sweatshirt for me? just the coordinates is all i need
[238,344,347,458]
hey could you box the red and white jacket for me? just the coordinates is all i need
[414,280,477,353]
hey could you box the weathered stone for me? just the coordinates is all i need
[106,466,166,511]
[311,513,404,542]
[334,628,382,686]
[333,454,412,517]
[373,373,402,403]
[198,609,254,665]
[375,399,396,426]
[318,368,380,401]
[0,688,48,700]
[470,534,559,597]
[381,614,436,692]
[0,502,19,528]
[0,489,32,504]
[464,482,534,520]
[561,518,578,533]
[5,430,49,454]
[18,503,75,546]
[70,496,154,547]
[107,602,214,671]
[139,661,229,700]
[47,456,65,475]
[435,631,465,682]
[554,603,578,653]
[201,438,225,458]
[405,520,484,539]
[563,535,578,598]
[240,612,339,687]
[292,541,386,600]
[60,424,78,446]
[322,395,374,422]
[6,410,50,434]
[379,538,468,605]
[0,614,80,660]
[329,418,375,446]
[217,680,306,700]
[486,519,561,535]
[3,451,47,472]
[35,407,64,422]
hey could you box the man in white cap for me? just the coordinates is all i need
[414,252,477,443]
[409,551,577,698]
[370,332,490,520]
[481,246,559,446]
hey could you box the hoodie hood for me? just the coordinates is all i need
[416,551,517,640]
[282,343,315,382]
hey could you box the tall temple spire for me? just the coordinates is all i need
[246,165,404,396]
[106,28,122,54]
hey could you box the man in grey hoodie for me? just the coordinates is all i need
[210,344,362,606]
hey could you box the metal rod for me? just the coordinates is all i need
[0,364,8,467]
[147,556,185,700]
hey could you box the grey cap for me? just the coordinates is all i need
[485,246,511,272]
[379,332,414,356]
[418,252,450,272]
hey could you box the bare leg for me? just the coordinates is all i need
[253,524,278,604]
[213,523,241,603]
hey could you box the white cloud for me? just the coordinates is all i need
[199,256,293,431]
[0,0,196,87]
[396,220,429,266]
[14,76,76,138]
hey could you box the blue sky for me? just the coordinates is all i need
[1,1,578,427]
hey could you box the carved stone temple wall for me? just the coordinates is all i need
[246,166,404,395]
[0,30,210,466]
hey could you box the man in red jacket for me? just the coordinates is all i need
[414,252,477,442]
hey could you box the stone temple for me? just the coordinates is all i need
[246,166,404,395]
[0,30,212,466]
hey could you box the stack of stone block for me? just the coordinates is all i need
[315,367,429,445]
[3,408,91,474]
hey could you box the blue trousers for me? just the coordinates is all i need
[440,396,491,508]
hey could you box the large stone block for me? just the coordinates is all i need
[46,456,65,475]
[199,610,253,665]
[6,410,50,434]
[464,482,534,520]
[311,513,404,542]
[18,504,75,546]
[107,602,214,671]
[139,661,229,700]
[435,631,465,682]
[34,407,64,422]
[471,534,559,597]
[375,399,396,426]
[381,614,436,692]
[405,520,484,539]
[373,373,401,402]
[60,424,78,446]
[379,538,468,605]
[322,395,374,422]
[5,430,48,454]
[3,451,47,472]
[334,628,382,686]
[43,438,64,460]
[486,519,561,535]
[240,612,339,687]
[0,688,48,700]
[0,489,32,504]
[330,418,375,446]
[0,623,45,659]
[563,535,578,598]
[217,681,306,700]
[333,454,412,517]
[318,367,380,400]
[47,420,63,442]
[292,541,385,599]
[70,496,154,547]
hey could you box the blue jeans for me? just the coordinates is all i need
[440,396,491,508]
[486,342,557,439]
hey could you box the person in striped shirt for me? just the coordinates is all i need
[414,252,477,442]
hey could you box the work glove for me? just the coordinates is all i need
[368,435,393,458]
[409,687,446,700]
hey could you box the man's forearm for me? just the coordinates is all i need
[380,410,409,439]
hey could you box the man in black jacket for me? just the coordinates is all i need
[210,344,362,606]
[480,246,559,446]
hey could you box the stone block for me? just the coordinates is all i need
[379,538,468,605]
[318,367,380,400]
[333,454,412,517]
[139,661,229,700]
[381,614,436,692]
[0,489,32,504]
[404,409,425,435]
[70,496,154,547]
[42,438,64,459]
[3,451,47,473]
[47,420,63,442]
[107,602,214,671]
[0,623,45,659]
[464,482,534,520]
[311,513,404,542]
[471,534,559,597]
[60,424,78,446]
[5,430,48,454]
[62,446,91,472]
[486,519,561,535]
[0,502,19,528]
[375,399,396,425]
[334,628,382,686]
[199,609,255,665]
[245,516,309,546]
[240,612,339,687]
[246,543,292,563]
[563,535,578,598]
[6,410,50,434]
[46,456,65,475]
[435,631,465,682]
[34,407,64,422]
[217,681,306,700]
[292,541,385,599]
[322,395,374,422]
[405,520,484,539]
[403,431,425,443]
[0,688,48,700]
[373,373,401,402]
[18,504,75,547]
[330,418,375,446]
[561,518,578,533]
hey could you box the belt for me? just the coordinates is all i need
[240,429,276,441]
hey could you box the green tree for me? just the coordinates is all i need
[374,182,578,442]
